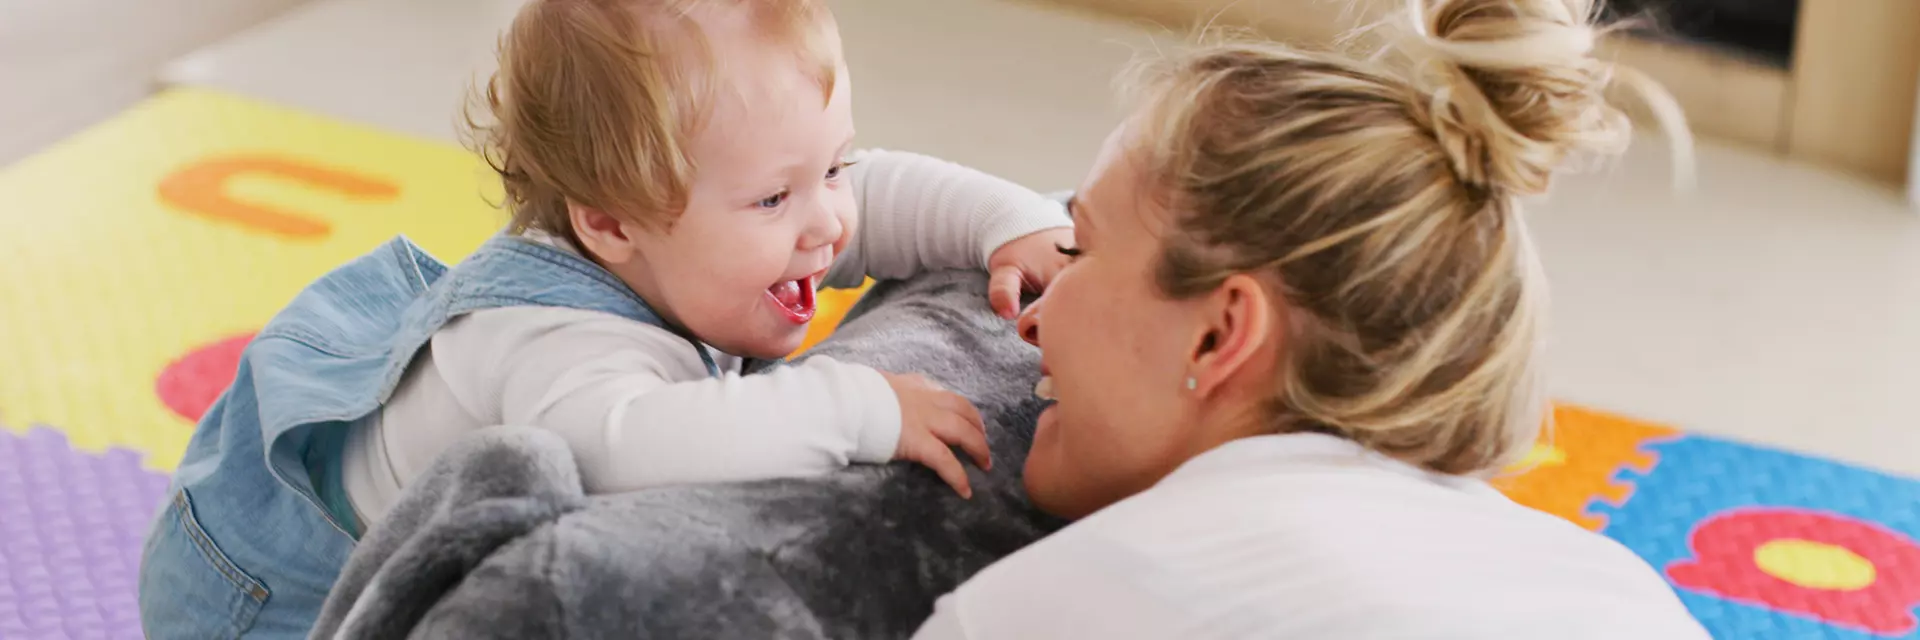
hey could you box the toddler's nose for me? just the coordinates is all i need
[801,199,846,251]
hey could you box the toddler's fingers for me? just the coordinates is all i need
[934,412,993,471]
[988,265,1024,319]
[953,398,991,469]
[911,439,973,499]
[941,392,986,433]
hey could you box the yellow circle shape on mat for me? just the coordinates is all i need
[1503,443,1567,474]
[1753,539,1877,591]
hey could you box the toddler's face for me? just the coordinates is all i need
[601,19,857,360]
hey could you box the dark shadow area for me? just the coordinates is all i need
[1606,0,1800,68]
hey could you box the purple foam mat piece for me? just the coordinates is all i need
[1,427,170,639]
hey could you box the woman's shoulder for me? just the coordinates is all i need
[947,435,1709,638]
[936,519,1194,640]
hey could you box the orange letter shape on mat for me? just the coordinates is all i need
[158,155,400,238]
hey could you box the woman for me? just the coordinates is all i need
[912,0,1709,637]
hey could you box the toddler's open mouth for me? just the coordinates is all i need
[767,274,818,324]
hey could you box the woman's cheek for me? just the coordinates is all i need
[1025,408,1062,475]
[1023,409,1078,513]
[1026,405,1134,519]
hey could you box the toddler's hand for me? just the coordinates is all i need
[987,228,1075,320]
[884,372,992,498]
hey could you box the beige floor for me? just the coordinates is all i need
[0,0,308,165]
[19,0,1920,474]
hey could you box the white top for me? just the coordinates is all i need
[913,433,1711,640]
[340,149,1071,524]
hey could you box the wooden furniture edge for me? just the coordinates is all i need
[1787,0,1920,186]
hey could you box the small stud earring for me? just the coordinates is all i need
[1185,377,1197,391]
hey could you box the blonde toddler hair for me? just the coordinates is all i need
[465,0,837,242]
[1126,0,1688,475]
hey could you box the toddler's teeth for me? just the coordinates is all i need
[1034,376,1054,400]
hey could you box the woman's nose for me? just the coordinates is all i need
[1016,299,1042,347]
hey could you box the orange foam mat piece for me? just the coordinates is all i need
[1495,404,1681,531]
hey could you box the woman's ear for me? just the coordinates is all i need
[569,201,639,264]
[1186,273,1280,398]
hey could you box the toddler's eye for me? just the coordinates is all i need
[821,156,860,180]
[826,158,858,181]
[757,191,789,209]
[1055,244,1082,259]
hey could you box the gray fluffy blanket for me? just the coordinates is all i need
[311,271,1065,639]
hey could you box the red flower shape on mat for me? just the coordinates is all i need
[155,333,255,423]
[1667,507,1920,635]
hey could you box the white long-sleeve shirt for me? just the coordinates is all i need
[912,433,1711,640]
[339,150,1071,524]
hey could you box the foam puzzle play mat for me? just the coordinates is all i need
[2,89,1917,639]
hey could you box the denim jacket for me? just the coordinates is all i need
[139,234,710,639]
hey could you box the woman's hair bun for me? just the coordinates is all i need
[1392,0,1684,195]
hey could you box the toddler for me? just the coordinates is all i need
[137,1,1073,638]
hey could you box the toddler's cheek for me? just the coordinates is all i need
[832,216,855,257]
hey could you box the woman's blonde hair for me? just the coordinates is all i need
[1126,0,1688,475]
[464,0,836,242]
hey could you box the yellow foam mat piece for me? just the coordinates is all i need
[0,88,869,472]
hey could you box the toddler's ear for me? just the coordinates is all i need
[568,202,638,263]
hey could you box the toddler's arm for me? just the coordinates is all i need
[822,150,1071,289]
[432,307,901,494]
